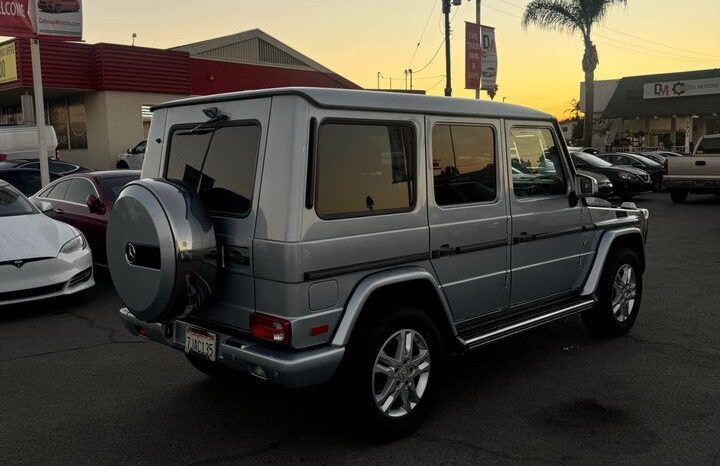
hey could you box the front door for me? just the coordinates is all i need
[505,123,583,307]
[427,117,510,325]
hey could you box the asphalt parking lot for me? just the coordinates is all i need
[1,193,718,466]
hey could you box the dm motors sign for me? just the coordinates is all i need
[644,77,720,99]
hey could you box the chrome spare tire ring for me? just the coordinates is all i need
[372,329,431,418]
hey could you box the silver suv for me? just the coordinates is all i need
[107,88,649,437]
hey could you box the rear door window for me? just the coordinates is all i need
[432,124,497,206]
[314,121,415,218]
[64,179,96,204]
[165,123,261,217]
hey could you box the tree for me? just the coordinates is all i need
[565,98,582,121]
[522,0,626,146]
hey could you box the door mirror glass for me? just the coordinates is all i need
[576,174,598,198]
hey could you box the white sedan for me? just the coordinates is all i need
[0,180,94,306]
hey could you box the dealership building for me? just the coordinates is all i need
[579,68,720,151]
[0,29,359,169]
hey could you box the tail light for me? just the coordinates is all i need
[250,313,291,345]
[0,153,6,161]
[662,159,668,175]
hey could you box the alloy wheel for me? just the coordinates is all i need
[611,264,636,322]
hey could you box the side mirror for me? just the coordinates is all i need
[127,147,135,154]
[85,193,106,214]
[575,173,598,198]
[32,199,54,212]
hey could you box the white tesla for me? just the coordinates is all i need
[0,179,94,306]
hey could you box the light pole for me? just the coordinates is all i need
[475,0,481,100]
[377,72,380,90]
[442,0,462,97]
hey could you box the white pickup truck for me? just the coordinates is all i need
[664,134,720,203]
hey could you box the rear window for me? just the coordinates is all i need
[100,175,140,204]
[696,137,720,155]
[165,123,261,217]
[0,184,36,217]
[314,122,415,219]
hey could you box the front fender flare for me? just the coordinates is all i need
[581,227,644,297]
[331,266,456,347]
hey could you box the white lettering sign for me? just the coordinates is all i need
[644,77,720,99]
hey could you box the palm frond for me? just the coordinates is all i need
[580,0,627,34]
[522,0,587,37]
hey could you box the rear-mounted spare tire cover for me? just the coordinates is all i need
[107,179,218,322]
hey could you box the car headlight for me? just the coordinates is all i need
[617,172,636,181]
[60,234,87,255]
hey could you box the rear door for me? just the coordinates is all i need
[58,178,106,258]
[427,116,510,325]
[505,123,583,307]
[162,98,271,330]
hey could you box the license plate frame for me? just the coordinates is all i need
[185,327,217,362]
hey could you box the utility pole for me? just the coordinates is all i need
[409,69,413,91]
[377,72,380,90]
[443,0,452,97]
[475,0,481,99]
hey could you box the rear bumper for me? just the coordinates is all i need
[664,178,720,192]
[119,308,345,388]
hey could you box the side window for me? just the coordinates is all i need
[64,179,95,204]
[166,124,261,217]
[44,179,71,200]
[432,124,497,206]
[315,122,415,218]
[509,127,567,198]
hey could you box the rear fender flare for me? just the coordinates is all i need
[331,266,456,347]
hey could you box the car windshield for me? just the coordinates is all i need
[0,184,36,217]
[100,175,140,203]
[573,151,613,168]
[696,138,720,155]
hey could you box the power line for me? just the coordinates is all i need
[408,0,438,68]
[414,4,463,75]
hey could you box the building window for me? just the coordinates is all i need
[48,97,88,150]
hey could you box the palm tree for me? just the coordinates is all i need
[564,98,582,121]
[522,0,626,147]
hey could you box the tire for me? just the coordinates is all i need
[670,190,688,203]
[583,248,642,338]
[116,161,129,169]
[341,307,445,440]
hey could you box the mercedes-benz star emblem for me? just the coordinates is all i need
[13,260,24,269]
[126,243,137,265]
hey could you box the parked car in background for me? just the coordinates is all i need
[0,158,89,176]
[664,134,720,203]
[577,169,614,198]
[643,150,684,159]
[635,152,666,165]
[0,180,93,306]
[0,125,59,160]
[570,151,652,200]
[0,168,60,196]
[567,146,600,155]
[32,170,140,265]
[597,153,664,191]
[116,140,146,169]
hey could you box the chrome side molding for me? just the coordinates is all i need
[459,299,596,349]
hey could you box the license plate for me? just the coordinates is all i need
[185,328,217,361]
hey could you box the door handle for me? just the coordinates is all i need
[695,161,706,166]
[53,208,64,214]
[432,244,454,259]
[514,232,531,244]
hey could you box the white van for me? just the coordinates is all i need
[0,125,59,161]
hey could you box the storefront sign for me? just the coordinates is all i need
[0,0,33,37]
[35,0,83,39]
[0,42,18,83]
[465,22,481,90]
[480,26,497,91]
[644,77,720,99]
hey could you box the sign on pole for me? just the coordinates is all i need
[0,0,34,37]
[35,0,82,38]
[0,42,18,84]
[480,26,497,92]
[465,22,481,90]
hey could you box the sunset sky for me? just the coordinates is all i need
[30,0,720,117]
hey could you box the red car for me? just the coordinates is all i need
[38,0,80,13]
[32,170,140,265]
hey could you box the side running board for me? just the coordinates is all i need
[458,299,596,350]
